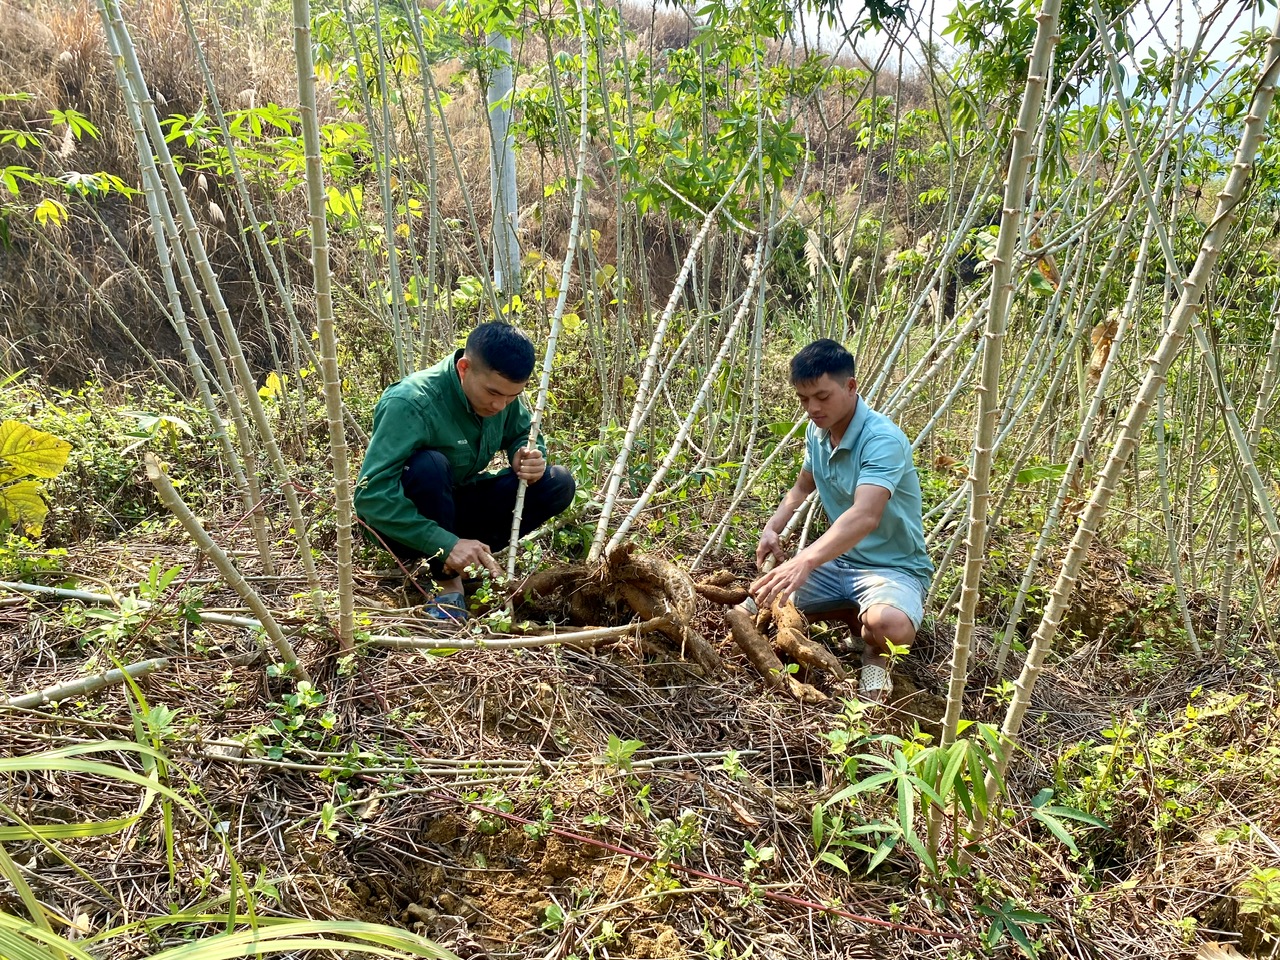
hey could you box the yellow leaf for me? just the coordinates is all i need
[325,186,346,217]
[0,479,49,534]
[33,197,67,227]
[561,312,581,333]
[0,420,71,479]
[257,371,285,400]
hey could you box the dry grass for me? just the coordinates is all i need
[0,0,298,383]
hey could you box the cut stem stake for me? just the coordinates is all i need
[506,0,593,580]
[143,454,312,685]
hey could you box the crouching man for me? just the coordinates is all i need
[750,339,933,701]
[354,321,576,620]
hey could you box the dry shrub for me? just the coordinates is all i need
[629,3,694,53]
[0,0,298,383]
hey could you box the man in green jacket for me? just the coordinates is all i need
[355,322,576,619]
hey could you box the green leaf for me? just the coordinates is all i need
[1041,804,1108,828]
[826,770,896,805]
[1007,909,1051,924]
[904,826,936,875]
[816,851,849,873]
[1015,463,1067,484]
[938,742,969,803]
[910,773,946,810]
[1032,810,1080,854]
[897,772,914,829]
[969,748,989,816]
[866,832,900,872]
[1005,916,1038,954]
[0,420,72,479]
[951,774,974,820]
[0,816,136,841]
[0,913,464,960]
[1028,269,1056,296]
[984,917,1007,948]
[0,844,61,950]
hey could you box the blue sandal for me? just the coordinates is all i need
[426,591,468,622]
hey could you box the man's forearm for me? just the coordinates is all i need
[796,502,879,568]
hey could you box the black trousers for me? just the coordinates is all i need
[376,449,576,576]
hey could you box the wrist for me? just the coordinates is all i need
[794,547,818,573]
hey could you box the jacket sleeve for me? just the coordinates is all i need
[503,397,549,466]
[353,396,459,562]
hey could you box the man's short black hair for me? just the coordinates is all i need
[465,321,535,382]
[790,339,856,384]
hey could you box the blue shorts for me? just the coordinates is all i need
[792,559,928,630]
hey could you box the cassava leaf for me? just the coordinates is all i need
[0,420,71,480]
[0,479,48,534]
[1015,463,1067,484]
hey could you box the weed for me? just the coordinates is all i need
[1239,867,1280,945]
[647,809,700,892]
[978,897,1050,956]
[522,801,556,841]
[0,535,66,578]
[467,787,513,836]
[539,900,567,932]
[600,733,644,773]
[715,750,749,782]
[244,681,339,759]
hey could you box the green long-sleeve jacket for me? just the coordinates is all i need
[353,349,548,562]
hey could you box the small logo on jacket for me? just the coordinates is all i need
[456,439,468,445]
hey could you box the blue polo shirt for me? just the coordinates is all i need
[802,398,933,585]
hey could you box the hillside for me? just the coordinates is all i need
[3,0,1280,958]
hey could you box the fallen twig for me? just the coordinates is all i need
[370,618,669,651]
[3,658,169,710]
[0,580,662,653]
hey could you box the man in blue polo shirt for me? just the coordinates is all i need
[750,339,933,702]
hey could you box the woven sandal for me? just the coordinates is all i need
[858,663,894,704]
